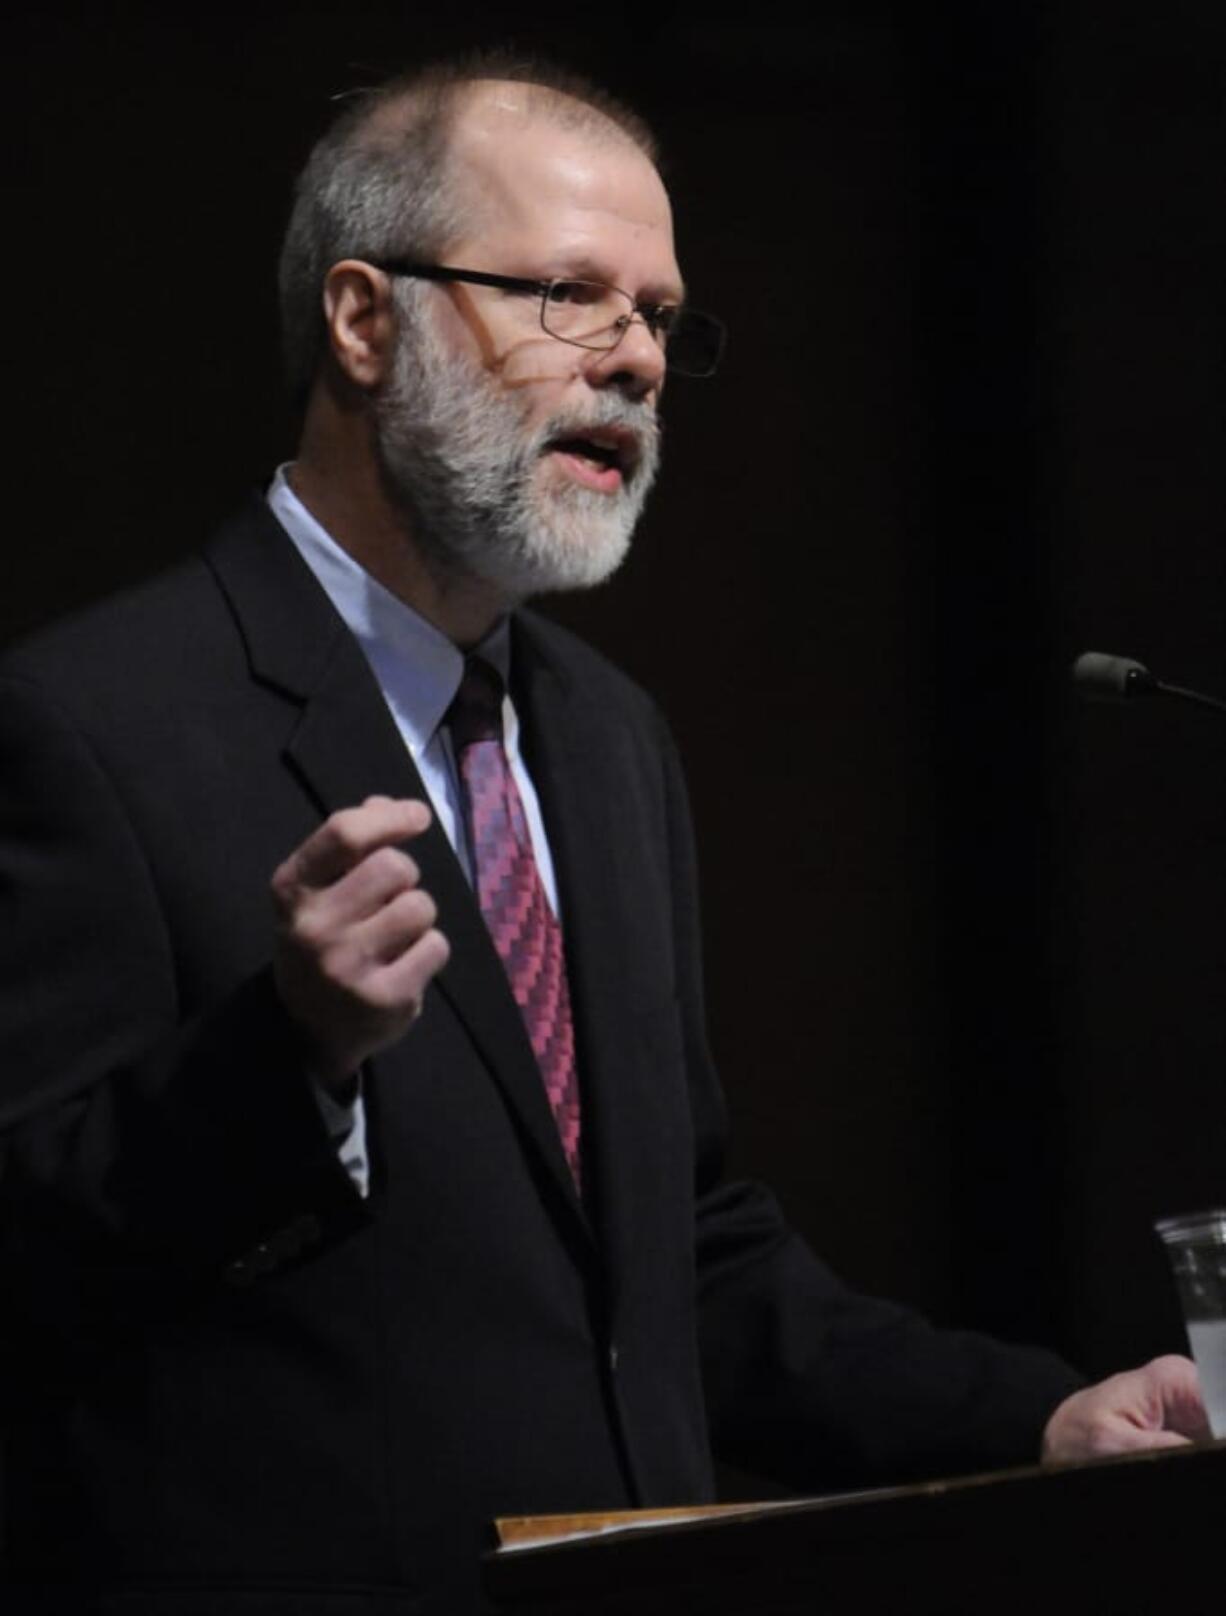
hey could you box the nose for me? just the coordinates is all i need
[583,313,666,401]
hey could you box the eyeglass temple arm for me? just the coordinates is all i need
[373,261,549,296]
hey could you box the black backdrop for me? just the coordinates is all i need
[10,2,1224,1405]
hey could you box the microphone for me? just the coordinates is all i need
[1071,651,1226,718]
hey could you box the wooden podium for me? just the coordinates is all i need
[486,1441,1224,1614]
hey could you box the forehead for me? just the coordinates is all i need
[441,82,681,291]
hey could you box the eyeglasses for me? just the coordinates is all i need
[373,261,726,379]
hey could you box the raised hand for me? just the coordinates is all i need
[271,795,450,1090]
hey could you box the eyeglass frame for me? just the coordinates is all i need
[370,260,726,378]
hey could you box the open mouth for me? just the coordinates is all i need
[545,429,638,493]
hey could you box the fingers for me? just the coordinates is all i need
[272,796,431,900]
[359,883,439,966]
[1042,1355,1212,1464]
[270,797,449,1086]
[306,884,439,981]
[365,923,452,1006]
[289,844,426,943]
[1141,1353,1213,1441]
[1098,1427,1191,1455]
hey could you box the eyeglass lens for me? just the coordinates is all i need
[539,281,724,377]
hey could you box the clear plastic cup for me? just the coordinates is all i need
[1154,1209,1226,1438]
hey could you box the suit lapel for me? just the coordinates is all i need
[514,620,668,1289]
[205,503,590,1235]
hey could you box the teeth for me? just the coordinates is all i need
[552,429,633,468]
[554,436,621,468]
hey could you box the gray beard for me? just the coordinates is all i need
[372,310,661,603]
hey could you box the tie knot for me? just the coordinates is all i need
[448,656,505,748]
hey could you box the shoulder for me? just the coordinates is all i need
[0,499,298,721]
[511,609,692,827]
[2,553,222,689]
[513,607,666,733]
[0,497,295,749]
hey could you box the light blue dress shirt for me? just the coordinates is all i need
[266,466,562,1193]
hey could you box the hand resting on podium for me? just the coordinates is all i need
[1042,1354,1210,1462]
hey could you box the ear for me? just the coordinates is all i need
[322,260,398,389]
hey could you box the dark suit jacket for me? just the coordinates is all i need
[0,501,1080,1613]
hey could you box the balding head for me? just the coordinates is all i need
[277,54,659,400]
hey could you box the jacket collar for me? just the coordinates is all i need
[204,500,594,1239]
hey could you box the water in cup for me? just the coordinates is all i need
[1155,1210,1226,1438]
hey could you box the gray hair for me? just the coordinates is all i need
[277,51,659,401]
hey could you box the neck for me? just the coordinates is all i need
[291,391,510,649]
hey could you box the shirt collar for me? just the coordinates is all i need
[267,464,510,759]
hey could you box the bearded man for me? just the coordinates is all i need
[0,53,1206,1616]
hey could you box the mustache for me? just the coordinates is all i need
[532,397,661,476]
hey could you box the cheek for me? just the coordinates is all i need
[490,374,579,452]
[492,333,587,394]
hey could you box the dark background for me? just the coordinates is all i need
[10,1,1224,1398]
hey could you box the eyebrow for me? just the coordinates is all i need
[542,253,688,306]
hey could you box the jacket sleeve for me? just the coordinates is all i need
[0,672,363,1275]
[650,714,1084,1489]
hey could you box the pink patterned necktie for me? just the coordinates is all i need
[447,657,582,1190]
